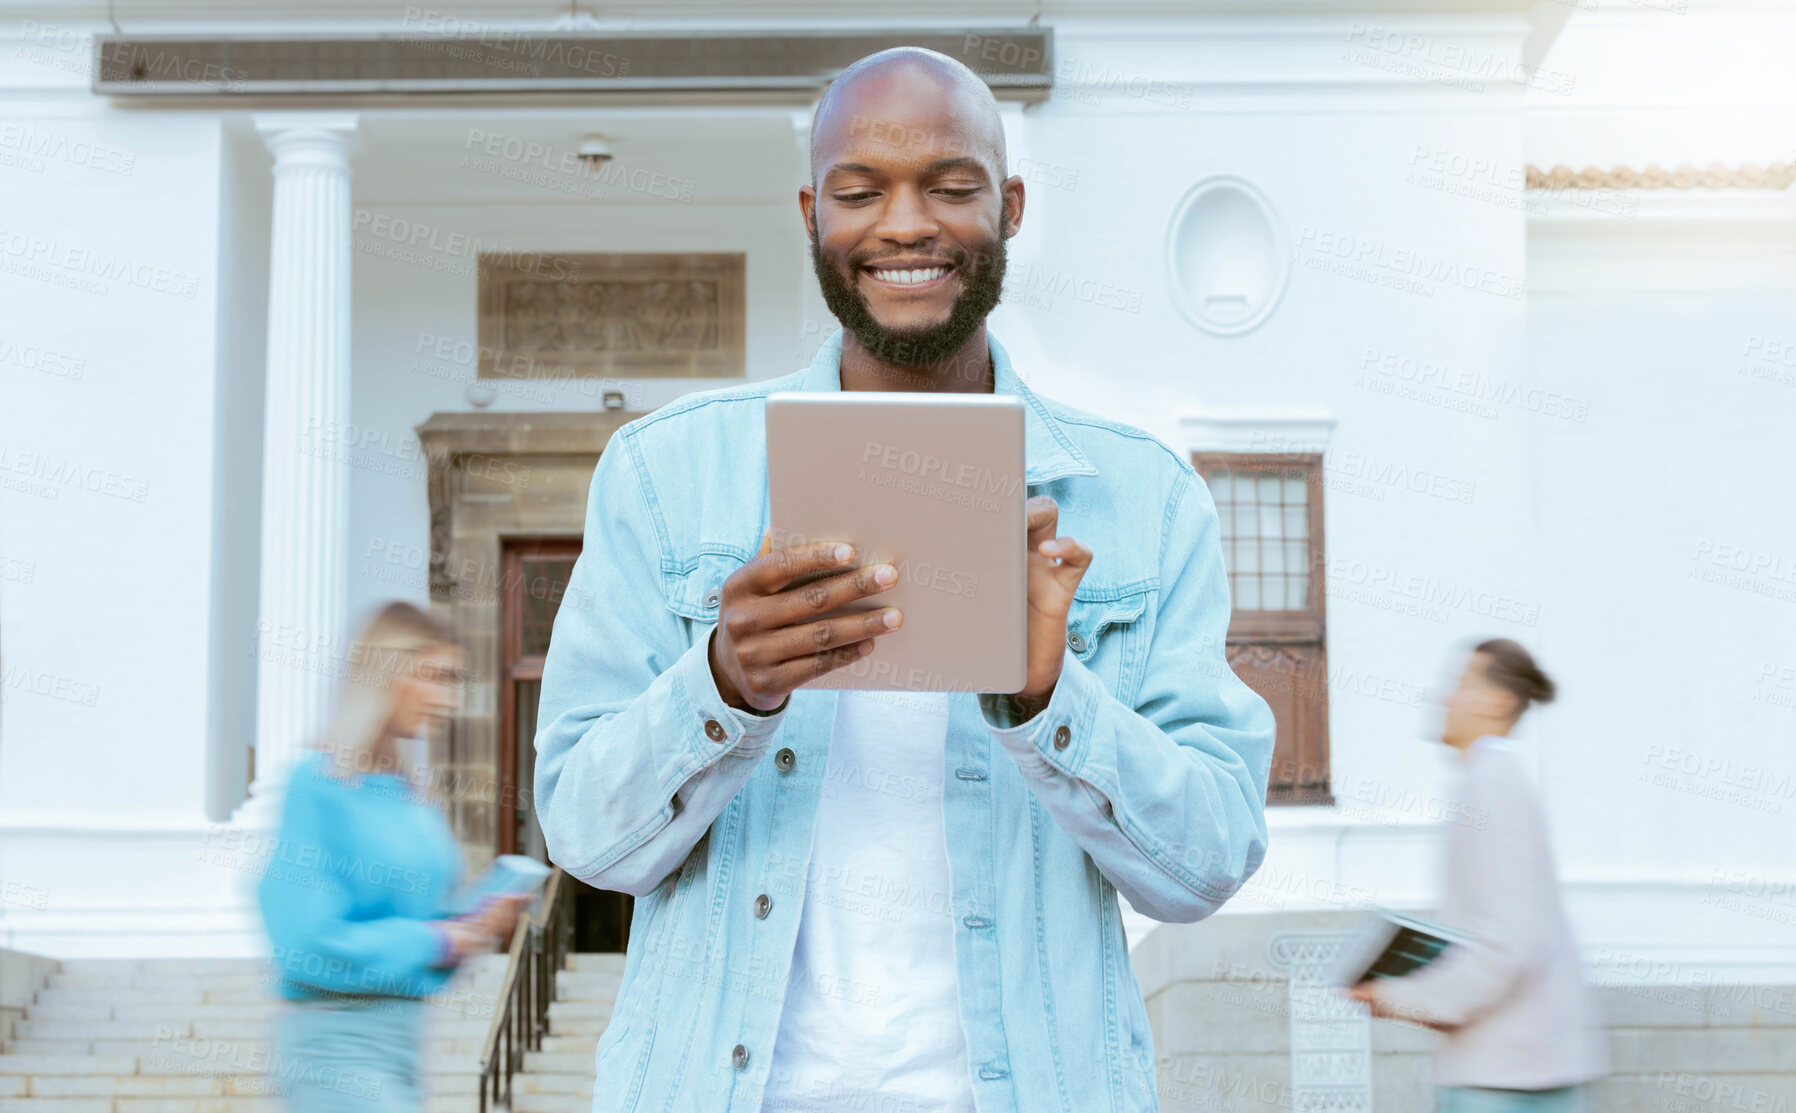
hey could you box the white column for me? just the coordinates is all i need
[233,114,359,829]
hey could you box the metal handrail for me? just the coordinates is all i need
[477,866,574,1113]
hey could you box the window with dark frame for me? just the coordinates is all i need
[1193,453,1332,806]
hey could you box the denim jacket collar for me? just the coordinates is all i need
[798,329,1099,487]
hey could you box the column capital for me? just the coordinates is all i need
[253,113,360,170]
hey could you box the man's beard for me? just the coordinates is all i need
[809,229,1007,370]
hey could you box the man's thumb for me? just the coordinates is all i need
[758,527,772,557]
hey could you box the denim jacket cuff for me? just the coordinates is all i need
[672,627,786,763]
[978,646,1103,779]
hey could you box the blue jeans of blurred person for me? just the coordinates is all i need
[273,996,426,1112]
[1439,1085,1588,1113]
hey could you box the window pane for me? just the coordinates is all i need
[1287,572,1310,610]
[1284,505,1308,541]
[1285,539,1308,580]
[1236,540,1259,574]
[1264,537,1286,575]
[1257,473,1280,503]
[1259,503,1284,540]
[1209,472,1231,501]
[1284,474,1307,503]
[521,557,577,657]
[1236,575,1261,610]
[1234,501,1260,540]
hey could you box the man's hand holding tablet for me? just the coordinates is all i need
[706,531,904,714]
[739,390,1099,714]
[1014,494,1094,718]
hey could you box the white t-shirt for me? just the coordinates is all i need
[761,689,978,1113]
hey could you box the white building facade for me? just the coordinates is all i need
[1,0,1791,1056]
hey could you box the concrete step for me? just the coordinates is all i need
[514,1072,593,1097]
[2,1036,486,1058]
[537,1015,608,1037]
[512,1095,590,1113]
[562,954,626,973]
[0,1101,288,1112]
[15,1022,217,1042]
[0,1053,485,1079]
[552,977,620,1002]
[43,971,505,994]
[539,1035,597,1055]
[26,1003,275,1023]
[29,991,205,1009]
[57,960,271,976]
[16,1076,226,1098]
[45,975,270,993]
[546,1000,615,1022]
[0,1058,140,1078]
[519,1051,590,1075]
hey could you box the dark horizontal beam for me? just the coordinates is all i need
[90,28,1053,99]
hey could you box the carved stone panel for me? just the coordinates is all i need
[1268,931,1374,1113]
[478,252,746,380]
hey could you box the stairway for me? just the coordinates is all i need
[0,953,506,1113]
[505,953,625,1113]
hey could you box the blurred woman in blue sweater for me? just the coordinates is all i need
[257,602,530,1112]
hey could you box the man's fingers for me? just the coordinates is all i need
[737,609,899,670]
[1040,534,1093,572]
[754,562,897,629]
[747,538,855,594]
[770,638,877,690]
[1025,495,1058,543]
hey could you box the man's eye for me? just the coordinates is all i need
[833,192,878,202]
[936,188,979,198]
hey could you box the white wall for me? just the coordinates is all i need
[1,2,1790,971]
[206,120,270,823]
[346,195,807,622]
[0,94,226,823]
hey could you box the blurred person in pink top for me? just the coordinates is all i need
[1349,639,1609,1113]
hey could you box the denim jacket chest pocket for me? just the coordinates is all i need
[661,548,752,622]
[1066,584,1154,704]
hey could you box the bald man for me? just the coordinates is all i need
[534,48,1276,1113]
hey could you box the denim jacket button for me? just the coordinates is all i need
[774,747,796,772]
[1066,629,1087,653]
[731,1043,749,1070]
[703,587,721,608]
[754,893,772,919]
[1053,724,1072,750]
[704,718,728,743]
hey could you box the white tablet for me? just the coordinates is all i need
[764,390,1028,693]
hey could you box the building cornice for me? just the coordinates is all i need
[1527,162,1796,192]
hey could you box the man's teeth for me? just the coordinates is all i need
[869,266,949,285]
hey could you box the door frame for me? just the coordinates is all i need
[415,410,640,872]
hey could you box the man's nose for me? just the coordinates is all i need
[873,184,939,244]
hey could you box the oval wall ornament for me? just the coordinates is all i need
[1165,175,1291,337]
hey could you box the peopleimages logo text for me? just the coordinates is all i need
[860,441,1023,499]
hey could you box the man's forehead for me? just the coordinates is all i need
[811,61,1005,179]
[819,113,992,174]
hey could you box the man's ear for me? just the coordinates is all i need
[797,184,818,241]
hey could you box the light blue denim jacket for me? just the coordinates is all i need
[534,330,1275,1113]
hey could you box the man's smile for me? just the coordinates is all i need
[860,259,956,292]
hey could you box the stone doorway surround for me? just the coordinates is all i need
[415,410,643,872]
